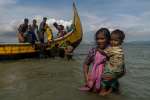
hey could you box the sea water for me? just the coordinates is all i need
[0,43,150,100]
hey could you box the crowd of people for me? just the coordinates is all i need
[18,17,46,44]
[17,17,69,44]
[17,17,73,60]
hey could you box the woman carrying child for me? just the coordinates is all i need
[81,28,126,96]
[80,28,110,92]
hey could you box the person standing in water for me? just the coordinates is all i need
[64,41,74,60]
[80,28,110,92]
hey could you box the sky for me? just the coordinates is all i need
[0,0,150,42]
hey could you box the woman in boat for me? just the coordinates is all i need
[17,18,29,43]
[59,25,67,37]
[53,22,67,38]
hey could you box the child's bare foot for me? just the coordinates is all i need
[99,88,107,96]
[99,91,106,96]
[105,88,112,95]
[99,88,112,96]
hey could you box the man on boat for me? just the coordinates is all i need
[17,18,29,43]
[26,25,37,44]
[31,19,39,41]
[39,17,47,43]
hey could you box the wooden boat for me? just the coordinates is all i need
[0,2,83,60]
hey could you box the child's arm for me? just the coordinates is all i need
[104,47,112,57]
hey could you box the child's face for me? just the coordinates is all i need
[110,34,121,47]
[96,32,107,49]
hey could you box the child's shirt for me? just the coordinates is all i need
[104,46,124,73]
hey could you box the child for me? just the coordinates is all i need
[80,28,110,92]
[100,29,126,96]
[64,41,74,60]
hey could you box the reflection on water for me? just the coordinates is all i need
[0,43,150,100]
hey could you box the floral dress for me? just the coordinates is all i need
[83,48,106,91]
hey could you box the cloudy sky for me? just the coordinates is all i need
[0,0,150,42]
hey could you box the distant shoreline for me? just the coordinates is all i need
[80,41,150,45]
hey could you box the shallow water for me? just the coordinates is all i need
[0,43,150,100]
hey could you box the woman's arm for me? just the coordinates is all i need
[83,64,89,83]
[83,48,95,83]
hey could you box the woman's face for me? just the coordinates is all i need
[96,32,107,49]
